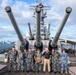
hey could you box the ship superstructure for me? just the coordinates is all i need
[5,2,72,52]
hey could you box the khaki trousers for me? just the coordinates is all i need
[43,58,50,72]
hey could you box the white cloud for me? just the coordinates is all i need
[0,26,14,31]
[0,0,76,42]
[1,0,12,7]
[22,11,32,18]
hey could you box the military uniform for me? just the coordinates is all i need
[8,49,18,72]
[31,51,36,72]
[60,52,68,73]
[17,51,24,71]
[40,56,44,72]
[34,52,42,72]
[23,51,27,71]
[51,51,60,73]
[27,51,34,72]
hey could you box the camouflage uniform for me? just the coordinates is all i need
[27,51,34,71]
[31,51,36,72]
[34,52,42,72]
[23,51,27,71]
[17,51,24,71]
[60,52,68,72]
[52,51,60,73]
[8,49,18,72]
[40,56,44,72]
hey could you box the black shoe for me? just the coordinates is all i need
[54,72,57,74]
[43,71,45,73]
[50,70,53,72]
[30,70,32,72]
[27,71,29,73]
[8,70,11,73]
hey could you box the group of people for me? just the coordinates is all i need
[7,46,69,74]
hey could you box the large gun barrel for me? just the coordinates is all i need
[28,23,34,40]
[34,7,43,51]
[45,24,50,40]
[51,7,72,47]
[5,6,28,48]
[36,7,41,47]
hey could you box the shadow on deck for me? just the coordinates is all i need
[0,72,70,75]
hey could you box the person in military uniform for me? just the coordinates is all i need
[34,49,42,72]
[40,55,44,72]
[31,49,36,72]
[27,48,34,72]
[23,49,27,72]
[55,49,61,73]
[51,49,60,73]
[60,49,68,74]
[17,49,24,72]
[8,46,18,72]
[52,49,60,73]
[51,49,55,72]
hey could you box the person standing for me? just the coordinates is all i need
[23,49,27,72]
[27,48,33,72]
[60,49,68,74]
[34,49,42,72]
[51,49,60,73]
[51,49,55,72]
[31,50,35,72]
[55,49,61,73]
[17,49,24,72]
[8,46,18,72]
[43,48,51,73]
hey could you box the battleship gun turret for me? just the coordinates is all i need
[28,23,34,40]
[49,7,72,51]
[5,6,29,51]
[5,2,72,52]
[34,7,43,51]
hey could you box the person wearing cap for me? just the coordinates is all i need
[8,46,18,72]
[43,48,51,73]
[51,49,60,73]
[55,49,61,73]
[51,48,55,72]
[34,49,42,72]
[23,49,27,72]
[17,49,24,72]
[27,48,33,72]
[31,48,36,72]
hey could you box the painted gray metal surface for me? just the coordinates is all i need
[5,6,26,45]
[28,23,33,39]
[51,7,72,47]
[35,7,41,47]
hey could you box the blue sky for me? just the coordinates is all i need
[0,0,76,42]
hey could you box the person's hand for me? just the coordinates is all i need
[67,60,71,64]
